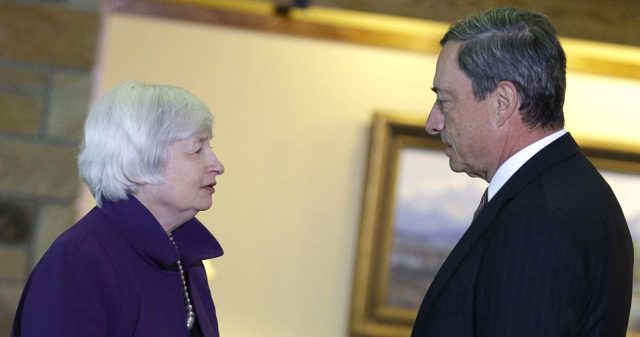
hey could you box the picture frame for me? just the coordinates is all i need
[349,112,640,337]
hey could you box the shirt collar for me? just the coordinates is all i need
[99,196,223,268]
[488,129,567,201]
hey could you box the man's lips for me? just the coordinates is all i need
[441,140,452,156]
[440,136,451,151]
[443,146,452,157]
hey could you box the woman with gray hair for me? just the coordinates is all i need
[12,81,226,337]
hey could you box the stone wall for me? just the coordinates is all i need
[0,2,99,334]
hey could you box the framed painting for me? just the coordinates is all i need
[349,112,640,337]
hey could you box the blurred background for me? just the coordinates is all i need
[1,0,640,336]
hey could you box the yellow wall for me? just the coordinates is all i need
[90,12,640,337]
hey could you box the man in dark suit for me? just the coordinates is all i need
[411,7,633,337]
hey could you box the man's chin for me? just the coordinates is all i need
[449,162,486,180]
[448,159,464,173]
[449,161,478,177]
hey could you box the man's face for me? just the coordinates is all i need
[426,41,497,181]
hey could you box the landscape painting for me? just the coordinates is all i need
[386,147,485,308]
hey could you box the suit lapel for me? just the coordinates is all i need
[412,133,581,335]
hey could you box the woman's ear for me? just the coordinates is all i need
[495,80,519,128]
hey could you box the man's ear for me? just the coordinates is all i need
[494,81,519,128]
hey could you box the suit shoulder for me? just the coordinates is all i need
[502,152,630,264]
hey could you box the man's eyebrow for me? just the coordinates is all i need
[431,87,452,95]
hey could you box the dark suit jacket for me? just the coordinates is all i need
[411,133,633,337]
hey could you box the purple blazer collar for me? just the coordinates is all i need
[98,196,223,269]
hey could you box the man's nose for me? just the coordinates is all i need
[425,104,444,135]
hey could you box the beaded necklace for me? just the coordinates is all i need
[167,232,196,330]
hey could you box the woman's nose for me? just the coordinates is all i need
[207,149,225,175]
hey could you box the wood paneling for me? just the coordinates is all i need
[108,0,640,80]
[314,0,640,48]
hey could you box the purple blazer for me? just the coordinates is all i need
[12,196,224,337]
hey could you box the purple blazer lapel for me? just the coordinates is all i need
[189,266,219,337]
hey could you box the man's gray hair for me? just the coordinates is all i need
[442,7,566,129]
[78,81,213,206]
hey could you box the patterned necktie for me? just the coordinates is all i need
[473,189,488,222]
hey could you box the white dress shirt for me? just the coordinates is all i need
[487,129,567,201]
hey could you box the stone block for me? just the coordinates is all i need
[31,203,74,265]
[0,3,99,68]
[0,93,43,135]
[0,140,79,199]
[0,199,35,244]
[53,0,101,12]
[0,64,47,93]
[0,282,23,337]
[0,245,28,282]
[47,71,91,141]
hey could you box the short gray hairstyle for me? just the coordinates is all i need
[442,7,566,129]
[78,81,213,206]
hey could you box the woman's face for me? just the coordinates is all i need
[135,132,224,231]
